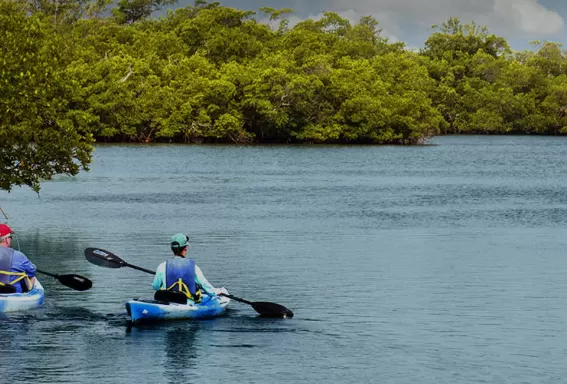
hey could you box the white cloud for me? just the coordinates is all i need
[493,0,563,35]
[317,0,564,37]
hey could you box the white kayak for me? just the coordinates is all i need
[0,279,45,313]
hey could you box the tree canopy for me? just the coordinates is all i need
[0,0,94,192]
[2,1,567,191]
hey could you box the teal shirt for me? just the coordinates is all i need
[152,256,217,296]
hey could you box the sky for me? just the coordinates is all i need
[170,0,567,51]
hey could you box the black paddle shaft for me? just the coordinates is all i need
[37,269,57,278]
[221,293,253,305]
[221,293,294,318]
[124,263,154,275]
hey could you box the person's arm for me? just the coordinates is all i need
[152,262,166,291]
[25,259,36,287]
[15,252,37,277]
[195,265,218,296]
[25,260,36,277]
[14,252,36,289]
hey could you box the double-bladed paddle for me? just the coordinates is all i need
[84,247,294,318]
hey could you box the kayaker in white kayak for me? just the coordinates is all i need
[152,233,227,303]
[0,224,37,293]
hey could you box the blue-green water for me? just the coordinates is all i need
[1,135,567,383]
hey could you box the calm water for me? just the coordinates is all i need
[1,135,567,383]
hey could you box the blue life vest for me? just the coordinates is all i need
[165,258,197,299]
[0,247,14,284]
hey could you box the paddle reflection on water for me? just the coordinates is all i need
[126,322,200,384]
[164,325,199,383]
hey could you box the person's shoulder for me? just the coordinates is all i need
[12,249,29,259]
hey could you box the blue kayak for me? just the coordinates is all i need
[0,279,45,313]
[126,294,230,323]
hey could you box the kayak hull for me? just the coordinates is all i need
[0,279,45,313]
[126,294,230,323]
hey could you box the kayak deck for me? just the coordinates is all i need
[126,293,230,323]
[0,279,45,313]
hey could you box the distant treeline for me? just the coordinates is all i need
[2,0,567,149]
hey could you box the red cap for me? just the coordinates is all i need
[0,224,13,237]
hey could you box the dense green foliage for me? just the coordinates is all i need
[420,19,567,134]
[2,0,567,191]
[0,0,94,192]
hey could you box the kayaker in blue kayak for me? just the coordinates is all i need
[152,233,227,303]
[0,224,37,293]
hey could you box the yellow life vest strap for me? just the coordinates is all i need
[166,278,201,303]
[0,271,31,288]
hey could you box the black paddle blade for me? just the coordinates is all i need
[84,247,126,269]
[0,284,16,294]
[57,274,93,291]
[221,293,294,318]
[251,302,294,318]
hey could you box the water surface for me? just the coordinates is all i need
[1,136,567,383]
